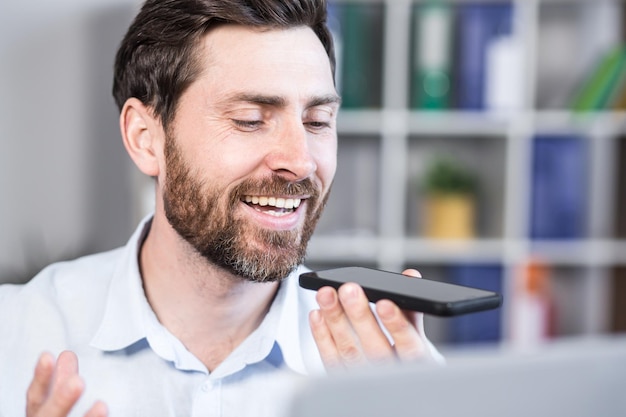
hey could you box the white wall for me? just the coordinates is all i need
[0,0,141,282]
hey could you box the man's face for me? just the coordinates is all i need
[161,25,339,282]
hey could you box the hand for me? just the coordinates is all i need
[27,351,108,417]
[309,269,430,370]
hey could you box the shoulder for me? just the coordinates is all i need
[0,248,125,344]
[2,247,123,302]
[6,214,152,307]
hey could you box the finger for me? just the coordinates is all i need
[402,310,427,339]
[309,309,342,368]
[84,401,109,417]
[401,268,421,278]
[337,283,394,362]
[315,286,365,366]
[376,299,426,361]
[400,269,423,327]
[37,351,85,417]
[27,352,55,417]
[38,375,84,417]
[54,351,80,383]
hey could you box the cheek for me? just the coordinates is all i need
[200,144,266,184]
[313,139,337,190]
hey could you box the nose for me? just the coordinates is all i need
[265,119,317,181]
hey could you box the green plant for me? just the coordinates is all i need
[421,156,477,195]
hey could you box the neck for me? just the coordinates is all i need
[139,214,280,371]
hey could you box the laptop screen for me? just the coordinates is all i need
[286,335,626,417]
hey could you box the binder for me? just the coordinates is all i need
[455,3,513,110]
[447,263,503,344]
[336,3,384,109]
[410,1,454,110]
[530,135,588,239]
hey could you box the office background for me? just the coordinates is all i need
[1,0,625,350]
[0,0,141,282]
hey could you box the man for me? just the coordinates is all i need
[0,1,441,416]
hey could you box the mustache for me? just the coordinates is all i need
[232,175,320,199]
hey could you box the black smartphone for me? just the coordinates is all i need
[299,266,502,316]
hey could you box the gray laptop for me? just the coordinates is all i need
[287,335,626,417]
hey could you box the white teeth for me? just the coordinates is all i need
[244,195,302,210]
[250,207,289,217]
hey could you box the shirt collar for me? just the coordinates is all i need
[90,214,324,375]
[90,215,154,351]
[274,265,325,376]
[90,215,207,373]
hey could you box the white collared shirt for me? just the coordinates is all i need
[0,216,325,417]
[0,216,442,417]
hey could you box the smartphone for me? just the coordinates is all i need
[299,266,502,316]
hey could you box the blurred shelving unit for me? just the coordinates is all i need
[308,0,626,348]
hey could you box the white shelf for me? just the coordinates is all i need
[339,109,626,137]
[316,0,626,343]
[308,236,626,267]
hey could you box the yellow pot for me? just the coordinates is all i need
[423,193,476,239]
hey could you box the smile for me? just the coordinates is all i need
[243,195,302,217]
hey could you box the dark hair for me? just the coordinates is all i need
[112,0,335,129]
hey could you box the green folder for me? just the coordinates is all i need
[570,46,626,111]
[410,1,454,110]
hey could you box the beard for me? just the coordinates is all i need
[161,136,329,283]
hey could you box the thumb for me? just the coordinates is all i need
[400,268,424,329]
[401,268,422,278]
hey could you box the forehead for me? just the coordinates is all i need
[195,24,335,99]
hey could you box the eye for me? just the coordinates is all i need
[304,107,335,131]
[305,120,331,130]
[232,119,263,131]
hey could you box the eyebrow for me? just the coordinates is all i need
[308,94,342,108]
[225,92,342,109]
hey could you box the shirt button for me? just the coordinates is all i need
[201,381,211,392]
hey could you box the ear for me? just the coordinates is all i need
[120,98,163,177]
